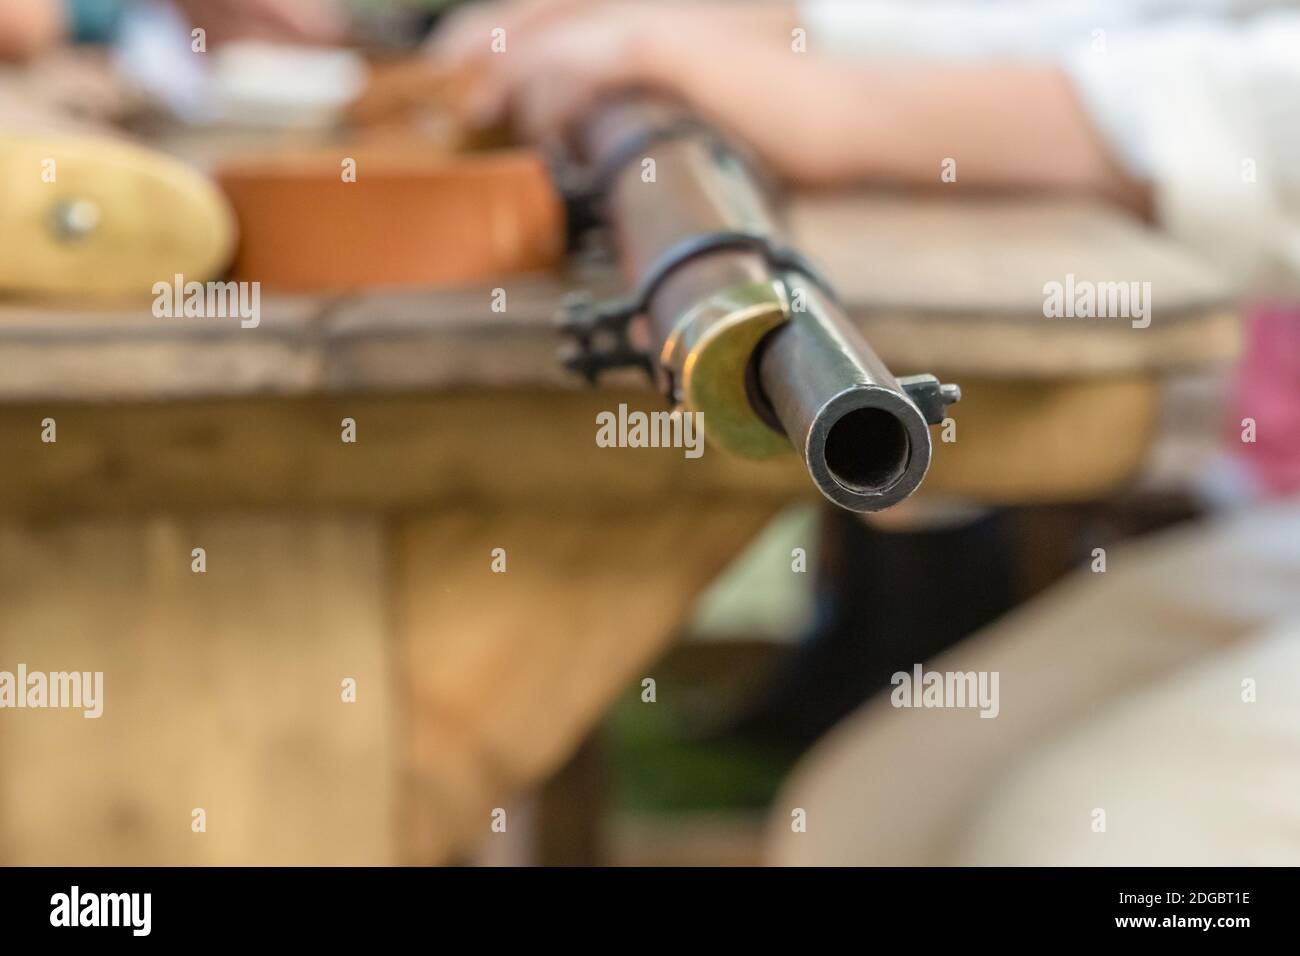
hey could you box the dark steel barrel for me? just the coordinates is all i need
[576,99,948,511]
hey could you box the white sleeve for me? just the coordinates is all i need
[1064,14,1300,294]
[797,0,1293,60]
[797,0,1167,61]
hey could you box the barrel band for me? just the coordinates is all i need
[557,229,838,384]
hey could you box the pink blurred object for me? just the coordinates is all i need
[1233,305,1300,495]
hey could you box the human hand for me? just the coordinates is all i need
[426,1,796,140]
[172,0,348,46]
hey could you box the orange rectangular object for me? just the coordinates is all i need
[216,147,565,293]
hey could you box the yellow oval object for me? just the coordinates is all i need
[0,134,235,301]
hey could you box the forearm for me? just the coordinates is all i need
[647,38,1144,206]
[856,64,1146,202]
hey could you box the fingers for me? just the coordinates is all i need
[463,36,601,136]
[503,18,645,139]
[430,2,664,138]
[249,0,349,44]
[428,0,595,67]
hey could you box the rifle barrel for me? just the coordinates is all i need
[576,99,950,511]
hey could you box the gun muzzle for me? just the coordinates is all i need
[567,98,956,512]
[757,285,934,511]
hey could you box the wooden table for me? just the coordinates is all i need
[0,194,1236,864]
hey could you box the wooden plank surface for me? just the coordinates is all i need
[0,196,1237,403]
[793,193,1230,314]
[394,502,780,864]
[792,194,1239,378]
[0,379,1157,515]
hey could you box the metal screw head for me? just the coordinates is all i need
[49,198,101,243]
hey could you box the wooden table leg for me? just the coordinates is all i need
[0,515,394,865]
[393,502,780,865]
